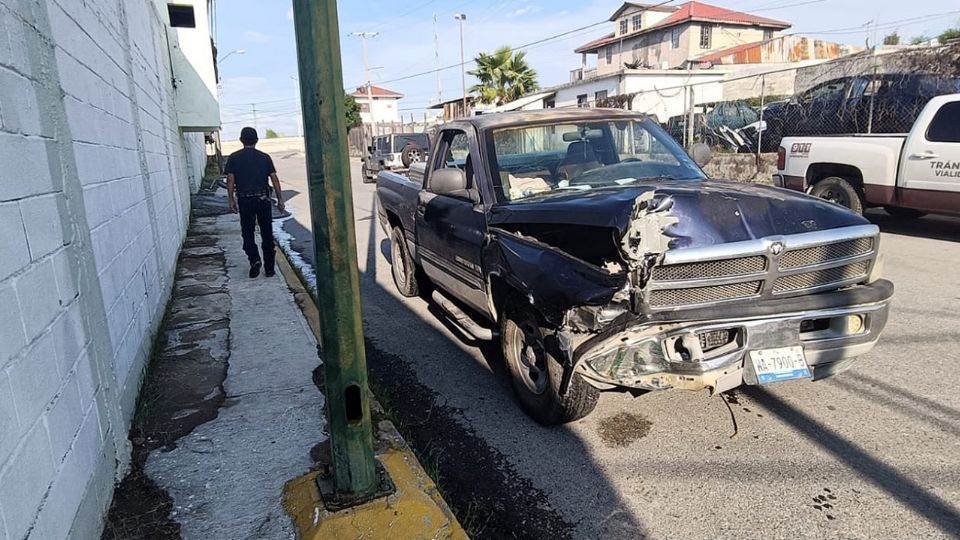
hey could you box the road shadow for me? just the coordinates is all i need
[742,386,960,536]
[865,209,960,243]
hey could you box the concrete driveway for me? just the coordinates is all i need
[271,149,960,539]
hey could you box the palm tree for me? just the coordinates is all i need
[468,46,539,106]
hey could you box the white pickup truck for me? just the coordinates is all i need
[775,93,960,218]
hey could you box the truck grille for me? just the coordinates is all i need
[649,281,763,308]
[645,227,878,310]
[652,256,766,281]
[773,260,871,294]
[779,238,874,270]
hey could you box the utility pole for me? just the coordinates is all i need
[434,13,442,105]
[350,32,378,128]
[291,0,389,506]
[251,103,259,134]
[454,13,467,117]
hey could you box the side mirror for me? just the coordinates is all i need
[431,168,479,203]
[690,142,712,167]
[367,145,374,153]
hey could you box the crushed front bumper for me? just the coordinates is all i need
[571,280,893,394]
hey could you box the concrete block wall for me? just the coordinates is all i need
[0,0,201,537]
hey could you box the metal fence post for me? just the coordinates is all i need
[291,0,385,505]
[757,74,766,168]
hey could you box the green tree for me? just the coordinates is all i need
[883,31,900,45]
[939,27,960,44]
[344,94,362,128]
[265,128,280,139]
[468,46,539,106]
[910,35,928,45]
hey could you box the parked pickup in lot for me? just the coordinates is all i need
[776,93,960,217]
[376,109,893,425]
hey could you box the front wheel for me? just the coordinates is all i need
[501,304,598,425]
[389,226,419,297]
[810,176,864,214]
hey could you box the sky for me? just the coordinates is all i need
[214,0,960,139]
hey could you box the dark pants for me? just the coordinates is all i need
[238,195,275,271]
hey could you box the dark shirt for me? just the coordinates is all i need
[225,147,276,194]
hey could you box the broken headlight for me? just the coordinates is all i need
[584,338,668,381]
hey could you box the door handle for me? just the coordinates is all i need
[910,151,939,160]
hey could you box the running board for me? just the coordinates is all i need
[431,290,495,341]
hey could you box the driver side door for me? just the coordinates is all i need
[416,128,489,313]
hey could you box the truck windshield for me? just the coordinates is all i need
[489,118,705,202]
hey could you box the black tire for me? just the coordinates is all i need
[884,205,926,220]
[400,144,424,168]
[362,164,375,184]
[501,303,599,425]
[810,176,864,214]
[390,226,418,297]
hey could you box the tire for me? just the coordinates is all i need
[884,206,926,220]
[389,226,419,297]
[400,144,424,168]
[810,176,864,214]
[361,164,375,184]
[501,303,599,425]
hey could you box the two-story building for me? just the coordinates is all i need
[351,85,404,124]
[573,1,791,76]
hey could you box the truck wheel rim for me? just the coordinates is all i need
[511,321,548,395]
[820,188,850,208]
[410,150,422,162]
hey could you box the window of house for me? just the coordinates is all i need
[671,27,681,49]
[632,14,642,32]
[595,90,608,102]
[700,25,712,49]
[605,46,613,65]
[545,100,556,109]
[168,4,196,28]
[577,94,588,108]
[620,19,628,34]
[926,101,960,142]
[764,29,774,40]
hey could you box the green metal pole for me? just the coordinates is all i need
[290,0,377,498]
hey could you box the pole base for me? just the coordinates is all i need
[316,458,395,511]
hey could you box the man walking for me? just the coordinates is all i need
[226,127,285,278]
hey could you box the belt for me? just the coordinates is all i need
[237,190,270,198]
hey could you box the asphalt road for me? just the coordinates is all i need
[272,149,960,539]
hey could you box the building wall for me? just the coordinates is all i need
[357,96,402,124]
[0,0,200,538]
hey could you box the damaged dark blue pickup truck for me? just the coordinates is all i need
[376,109,893,425]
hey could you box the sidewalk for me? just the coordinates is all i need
[103,193,464,539]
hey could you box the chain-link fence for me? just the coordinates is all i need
[593,43,960,180]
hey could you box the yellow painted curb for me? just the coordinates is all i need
[274,247,469,539]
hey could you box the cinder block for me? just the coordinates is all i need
[20,193,65,261]
[0,372,19,467]
[75,350,98,409]
[34,405,104,540]
[0,422,55,540]
[44,371,83,463]
[7,332,61,429]
[0,132,54,201]
[52,247,79,306]
[14,258,63,340]
[50,302,86,377]
[0,202,29,282]
[0,281,26,368]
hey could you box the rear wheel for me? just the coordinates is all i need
[884,205,926,220]
[501,303,598,425]
[810,176,864,214]
[390,226,419,297]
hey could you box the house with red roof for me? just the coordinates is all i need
[574,1,791,76]
[350,85,404,124]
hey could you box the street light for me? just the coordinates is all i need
[218,48,245,63]
[454,13,467,116]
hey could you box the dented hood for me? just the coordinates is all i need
[489,180,868,250]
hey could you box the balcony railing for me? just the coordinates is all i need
[569,67,598,82]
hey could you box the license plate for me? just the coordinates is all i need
[749,346,811,384]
